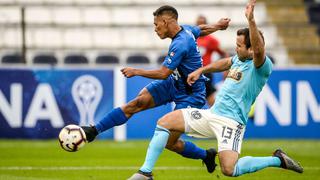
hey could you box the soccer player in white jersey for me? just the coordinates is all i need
[128,0,303,179]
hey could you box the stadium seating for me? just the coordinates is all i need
[0,0,301,65]
[2,29,22,48]
[127,55,150,64]
[260,0,320,64]
[2,54,24,64]
[33,54,58,64]
[96,54,120,64]
[306,3,320,37]
[64,54,88,64]
[0,7,20,24]
[25,7,52,24]
[307,5,320,24]
[305,0,320,44]
[31,28,63,48]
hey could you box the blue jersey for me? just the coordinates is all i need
[211,55,273,125]
[162,25,206,103]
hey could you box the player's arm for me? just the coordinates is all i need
[121,66,173,79]
[187,57,232,85]
[198,18,231,36]
[246,0,265,68]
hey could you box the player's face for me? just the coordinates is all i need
[154,16,168,39]
[235,35,251,60]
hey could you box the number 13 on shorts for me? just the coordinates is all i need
[219,123,245,153]
[222,126,233,139]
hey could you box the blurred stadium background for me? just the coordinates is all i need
[0,0,319,179]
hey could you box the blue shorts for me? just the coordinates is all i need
[146,78,206,110]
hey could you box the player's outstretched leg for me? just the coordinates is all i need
[273,149,303,173]
[81,107,128,142]
[231,149,303,177]
[232,155,281,177]
[83,88,155,142]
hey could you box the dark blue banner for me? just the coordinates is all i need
[0,68,114,139]
[0,67,319,139]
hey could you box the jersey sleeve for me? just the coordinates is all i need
[191,26,201,39]
[162,41,187,70]
[256,56,273,76]
[231,55,237,64]
[182,25,201,39]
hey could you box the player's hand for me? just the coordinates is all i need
[121,67,137,78]
[187,70,201,86]
[245,0,256,21]
[216,18,231,30]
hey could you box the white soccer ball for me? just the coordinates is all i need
[58,124,87,152]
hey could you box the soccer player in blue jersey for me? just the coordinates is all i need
[82,5,230,173]
[128,1,303,179]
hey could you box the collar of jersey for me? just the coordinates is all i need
[239,57,253,63]
[172,26,184,40]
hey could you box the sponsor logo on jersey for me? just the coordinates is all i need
[227,68,243,81]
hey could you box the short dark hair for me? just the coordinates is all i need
[153,5,178,20]
[237,28,265,49]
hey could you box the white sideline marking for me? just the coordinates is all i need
[0,166,319,171]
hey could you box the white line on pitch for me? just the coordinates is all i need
[0,166,319,171]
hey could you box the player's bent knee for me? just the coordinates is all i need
[157,118,171,129]
[220,166,235,177]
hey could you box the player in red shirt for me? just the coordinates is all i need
[196,15,228,106]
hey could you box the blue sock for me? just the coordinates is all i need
[178,141,207,160]
[95,107,128,133]
[233,156,281,177]
[140,125,170,173]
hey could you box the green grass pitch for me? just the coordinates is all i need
[0,139,319,180]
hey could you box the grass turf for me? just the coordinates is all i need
[0,139,319,180]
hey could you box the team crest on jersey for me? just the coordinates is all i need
[170,52,175,57]
[227,68,243,81]
[191,110,202,120]
[167,58,172,64]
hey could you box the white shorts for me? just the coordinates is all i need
[182,108,245,154]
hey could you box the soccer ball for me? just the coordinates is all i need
[58,124,87,152]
